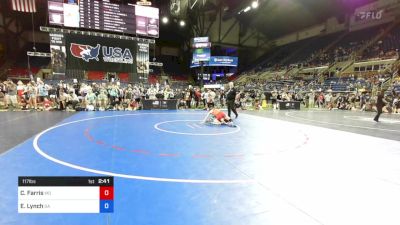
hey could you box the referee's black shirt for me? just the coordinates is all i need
[226,88,236,101]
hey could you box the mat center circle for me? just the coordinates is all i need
[154,120,241,136]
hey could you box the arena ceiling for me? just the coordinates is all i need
[166,0,376,40]
[1,0,376,42]
[223,0,377,39]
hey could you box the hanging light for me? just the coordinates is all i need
[251,1,259,9]
[162,17,169,24]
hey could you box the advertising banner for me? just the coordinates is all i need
[50,32,67,76]
[209,56,238,67]
[136,42,150,78]
[355,9,384,21]
[65,33,137,73]
[190,56,238,68]
[350,0,397,31]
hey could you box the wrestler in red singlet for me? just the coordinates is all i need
[211,109,226,121]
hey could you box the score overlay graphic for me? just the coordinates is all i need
[18,177,114,213]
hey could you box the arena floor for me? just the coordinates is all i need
[0,109,399,225]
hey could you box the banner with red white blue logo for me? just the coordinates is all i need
[65,34,137,73]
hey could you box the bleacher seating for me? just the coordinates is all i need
[361,26,400,60]
[285,32,345,66]
[394,84,400,93]
[148,74,159,84]
[6,43,51,78]
[257,38,314,70]
[8,67,40,78]
[87,71,106,81]
[246,25,385,74]
[323,78,349,91]
[170,75,188,81]
[310,26,383,66]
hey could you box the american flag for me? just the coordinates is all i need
[11,0,37,13]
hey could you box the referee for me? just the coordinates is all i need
[374,91,385,122]
[226,82,238,119]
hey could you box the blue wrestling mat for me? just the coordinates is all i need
[0,111,314,225]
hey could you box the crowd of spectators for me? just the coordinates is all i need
[361,27,400,61]
[0,79,231,111]
[226,25,400,114]
[244,25,400,75]
[1,74,399,114]
[308,44,359,67]
[2,25,400,114]
[233,71,400,113]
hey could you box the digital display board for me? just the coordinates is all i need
[209,56,238,67]
[192,48,211,62]
[48,0,159,37]
[135,5,159,38]
[80,0,136,34]
[192,42,212,49]
[193,37,209,43]
[190,56,238,68]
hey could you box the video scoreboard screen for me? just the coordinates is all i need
[80,0,136,34]
[48,0,159,37]
[191,37,211,62]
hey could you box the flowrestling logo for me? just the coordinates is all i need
[70,43,133,64]
[357,10,384,20]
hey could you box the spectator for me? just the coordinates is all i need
[194,88,201,108]
[207,89,216,110]
[5,79,18,110]
[67,90,80,111]
[325,91,333,110]
[27,81,38,110]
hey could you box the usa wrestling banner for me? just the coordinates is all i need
[65,34,137,73]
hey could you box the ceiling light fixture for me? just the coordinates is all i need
[252,1,259,9]
[162,17,169,24]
